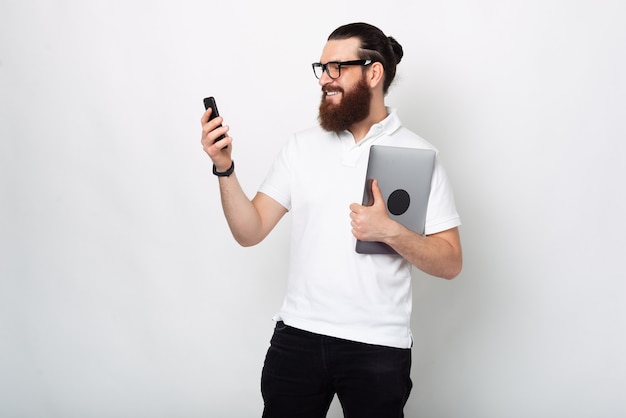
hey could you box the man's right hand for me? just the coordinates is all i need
[201,107,233,172]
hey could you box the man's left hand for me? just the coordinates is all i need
[349,179,395,242]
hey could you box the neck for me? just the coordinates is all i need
[349,102,388,143]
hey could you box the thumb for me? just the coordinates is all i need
[371,179,385,205]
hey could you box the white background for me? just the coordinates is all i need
[1,0,625,417]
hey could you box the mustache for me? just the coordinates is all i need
[322,85,344,94]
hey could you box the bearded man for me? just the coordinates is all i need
[201,22,462,418]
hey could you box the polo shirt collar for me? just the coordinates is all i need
[339,107,402,148]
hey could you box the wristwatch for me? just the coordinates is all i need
[212,161,234,177]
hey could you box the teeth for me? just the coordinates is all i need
[326,91,339,96]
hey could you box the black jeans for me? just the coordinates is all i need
[261,321,412,418]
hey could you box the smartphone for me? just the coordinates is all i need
[203,96,226,143]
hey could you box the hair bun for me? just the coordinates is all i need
[388,36,404,64]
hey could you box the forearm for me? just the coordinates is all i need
[216,172,287,247]
[385,225,462,279]
[201,111,276,246]
[217,172,264,247]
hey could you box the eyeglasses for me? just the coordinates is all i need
[311,59,374,79]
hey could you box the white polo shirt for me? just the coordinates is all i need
[258,109,460,348]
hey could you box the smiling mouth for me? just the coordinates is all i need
[324,89,342,99]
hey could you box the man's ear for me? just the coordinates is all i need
[367,61,385,88]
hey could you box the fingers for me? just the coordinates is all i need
[201,123,230,146]
[349,202,368,237]
[201,111,231,150]
[202,131,232,157]
[349,179,390,240]
[201,110,225,135]
[200,107,212,124]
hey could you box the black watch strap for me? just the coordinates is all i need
[212,161,235,177]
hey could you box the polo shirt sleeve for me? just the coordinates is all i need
[258,139,293,211]
[424,156,461,235]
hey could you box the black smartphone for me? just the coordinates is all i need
[203,96,226,143]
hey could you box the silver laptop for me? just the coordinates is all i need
[355,145,436,254]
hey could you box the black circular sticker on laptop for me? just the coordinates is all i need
[387,189,411,216]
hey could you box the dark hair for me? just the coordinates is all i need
[328,22,403,94]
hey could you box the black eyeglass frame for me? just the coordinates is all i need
[311,59,375,79]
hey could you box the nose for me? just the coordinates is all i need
[318,69,333,86]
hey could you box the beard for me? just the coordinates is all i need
[318,77,372,132]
